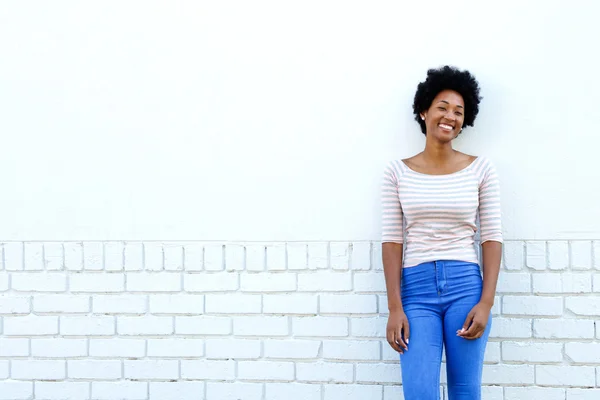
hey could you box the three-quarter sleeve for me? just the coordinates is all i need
[478,158,503,243]
[381,161,404,243]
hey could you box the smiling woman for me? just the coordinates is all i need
[381,66,502,400]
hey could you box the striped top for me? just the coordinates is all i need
[381,156,502,268]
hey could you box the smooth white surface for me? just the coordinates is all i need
[0,0,598,240]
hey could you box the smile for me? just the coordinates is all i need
[438,124,454,131]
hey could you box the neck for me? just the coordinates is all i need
[422,136,456,164]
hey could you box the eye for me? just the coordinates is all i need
[438,107,446,111]
[455,111,463,116]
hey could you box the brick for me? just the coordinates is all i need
[526,241,546,270]
[183,243,203,271]
[144,242,163,271]
[565,342,600,363]
[567,389,600,400]
[124,242,143,271]
[489,318,532,338]
[68,360,122,379]
[548,241,569,270]
[93,294,147,314]
[185,271,238,292]
[505,387,565,400]
[264,340,320,359]
[496,273,531,293]
[0,273,8,291]
[298,271,352,291]
[485,342,501,363]
[536,365,595,386]
[233,316,288,336]
[24,242,44,270]
[205,293,261,314]
[293,316,348,337]
[594,241,600,270]
[287,243,307,270]
[320,294,378,314]
[125,360,178,379]
[383,386,405,400]
[61,316,115,335]
[297,361,353,383]
[503,296,562,316]
[4,315,58,335]
[330,242,350,270]
[323,340,380,361]
[34,294,89,313]
[32,338,87,358]
[308,242,328,269]
[266,383,321,400]
[0,361,7,379]
[266,244,286,271]
[205,338,260,359]
[0,295,30,314]
[91,382,147,400]
[263,294,318,314]
[381,342,400,361]
[571,241,593,270]
[324,384,382,399]
[11,272,66,292]
[204,244,224,271]
[372,244,384,271]
[534,273,592,293]
[163,243,183,271]
[11,360,65,380]
[4,242,23,271]
[534,318,595,339]
[104,242,124,271]
[43,242,64,271]
[353,272,386,294]
[566,296,600,316]
[149,294,203,314]
[356,363,399,384]
[64,242,83,271]
[238,361,294,380]
[593,274,600,292]
[0,338,29,356]
[90,339,146,358]
[127,272,181,292]
[150,382,206,400]
[482,364,534,384]
[35,382,89,400]
[118,316,173,335]
[181,360,235,380]
[351,317,386,338]
[206,382,262,400]
[245,244,265,271]
[83,242,104,270]
[240,272,296,292]
[176,316,230,335]
[503,241,524,270]
[351,242,371,270]
[148,338,204,357]
[502,341,562,362]
[70,273,124,292]
[225,244,244,271]
[0,381,32,400]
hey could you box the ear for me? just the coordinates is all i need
[420,113,426,121]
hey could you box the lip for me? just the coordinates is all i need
[438,123,454,132]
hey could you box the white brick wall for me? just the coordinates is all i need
[1,240,600,399]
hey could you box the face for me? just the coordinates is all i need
[420,90,465,141]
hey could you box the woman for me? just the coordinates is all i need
[381,66,502,400]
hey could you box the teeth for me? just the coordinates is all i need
[439,124,453,130]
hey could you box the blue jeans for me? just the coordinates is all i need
[399,260,491,400]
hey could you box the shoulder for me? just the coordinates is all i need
[469,155,499,182]
[383,159,408,182]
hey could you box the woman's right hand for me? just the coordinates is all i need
[386,308,410,354]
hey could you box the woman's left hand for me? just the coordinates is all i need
[457,302,492,340]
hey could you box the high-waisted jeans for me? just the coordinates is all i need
[399,260,491,400]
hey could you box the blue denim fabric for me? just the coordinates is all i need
[399,260,491,400]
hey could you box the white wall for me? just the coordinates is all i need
[1,0,599,241]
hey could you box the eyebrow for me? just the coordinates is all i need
[438,100,464,109]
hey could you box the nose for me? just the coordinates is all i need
[444,110,456,122]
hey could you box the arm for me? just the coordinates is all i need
[459,158,503,339]
[383,242,403,312]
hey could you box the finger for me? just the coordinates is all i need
[462,323,483,339]
[396,326,408,352]
[403,320,410,348]
[459,311,474,333]
[388,329,403,353]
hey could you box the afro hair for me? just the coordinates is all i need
[412,66,482,135]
